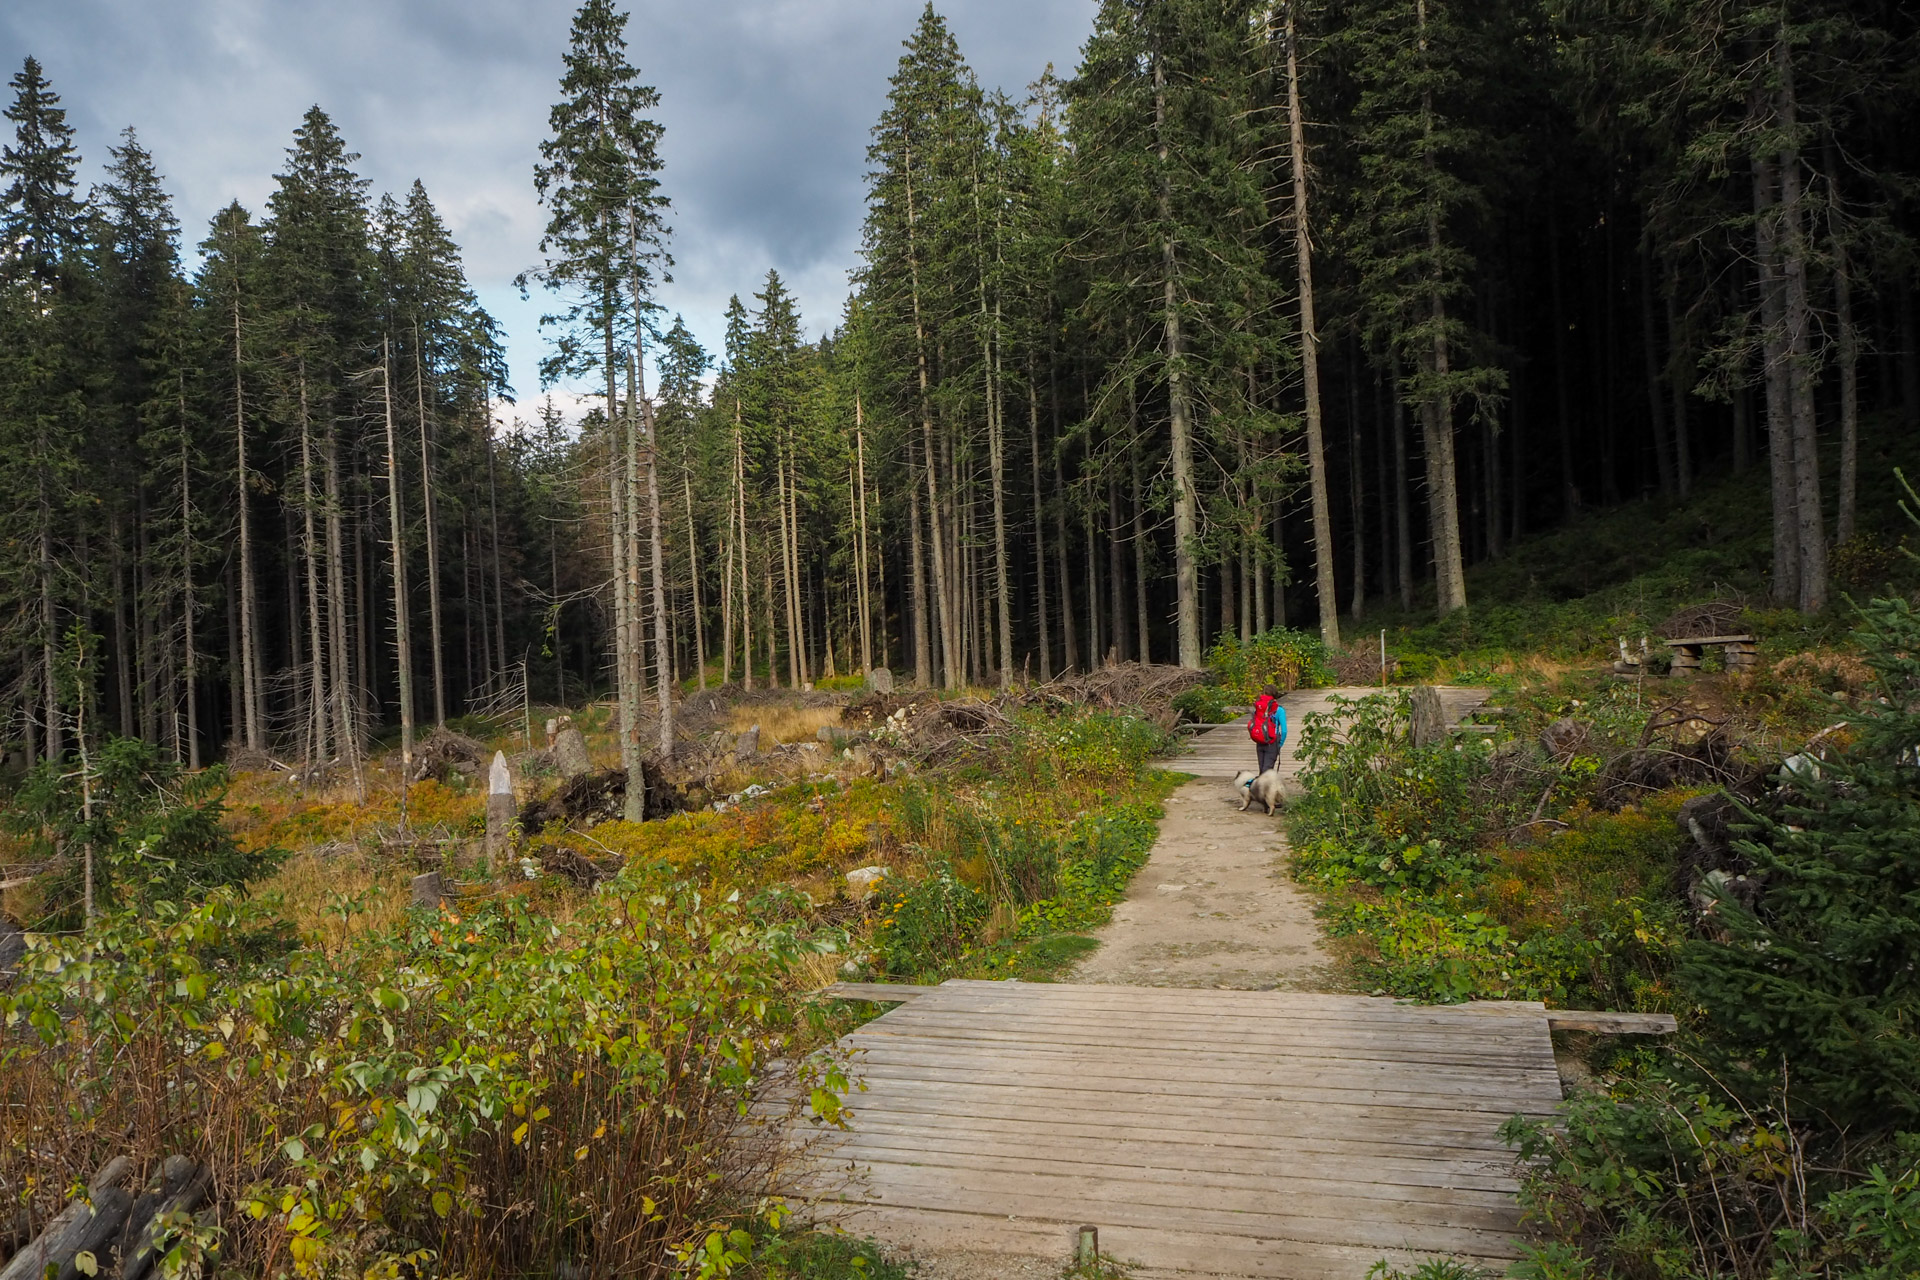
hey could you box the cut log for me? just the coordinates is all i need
[119,1157,211,1280]
[1,1158,136,1280]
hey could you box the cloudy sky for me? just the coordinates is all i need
[2,0,1092,413]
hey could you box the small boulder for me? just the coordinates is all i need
[735,725,761,761]
[866,667,895,695]
[845,865,890,899]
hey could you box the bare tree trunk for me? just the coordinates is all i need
[988,319,1012,691]
[1754,142,1799,605]
[909,433,931,686]
[323,420,363,801]
[734,403,752,690]
[413,323,447,728]
[1548,206,1577,518]
[855,391,874,674]
[486,409,507,682]
[1391,352,1413,610]
[684,467,706,690]
[1132,439,1151,663]
[1053,405,1079,672]
[297,369,329,765]
[1026,367,1050,681]
[230,290,262,749]
[606,330,641,821]
[1776,38,1825,613]
[640,389,673,756]
[1663,259,1693,498]
[1286,4,1341,647]
[382,337,415,792]
[1154,44,1201,667]
[1348,339,1366,620]
[178,377,201,769]
[1418,0,1466,616]
[1827,146,1858,546]
[1641,236,1677,497]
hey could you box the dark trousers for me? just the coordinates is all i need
[1255,739,1281,775]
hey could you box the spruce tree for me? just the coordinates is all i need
[526,0,673,805]
[1,57,88,762]
[1681,493,1920,1125]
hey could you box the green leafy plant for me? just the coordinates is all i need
[5,736,284,923]
[1206,628,1334,701]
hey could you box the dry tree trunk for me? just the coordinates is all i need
[412,321,447,728]
[1287,3,1341,647]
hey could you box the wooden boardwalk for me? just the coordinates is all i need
[1164,686,1491,782]
[801,981,1563,1278]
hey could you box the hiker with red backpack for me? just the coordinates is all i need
[1248,684,1288,776]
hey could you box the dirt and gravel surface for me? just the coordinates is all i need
[1069,771,1337,990]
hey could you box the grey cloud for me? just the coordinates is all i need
[1,0,1093,404]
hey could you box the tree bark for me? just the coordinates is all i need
[1154,40,1201,667]
[1026,366,1050,681]
[1827,146,1858,546]
[1775,36,1826,612]
[1418,0,1466,616]
[412,323,447,728]
[1753,143,1798,605]
[1287,4,1341,648]
[1640,237,1677,496]
[381,337,415,793]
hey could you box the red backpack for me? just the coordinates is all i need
[1248,694,1279,745]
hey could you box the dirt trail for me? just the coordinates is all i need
[1071,686,1487,992]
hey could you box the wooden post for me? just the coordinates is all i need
[485,750,514,875]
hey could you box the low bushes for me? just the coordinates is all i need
[1206,628,1333,701]
[0,874,843,1279]
[1287,691,1689,1009]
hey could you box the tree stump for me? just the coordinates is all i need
[485,752,514,873]
[552,720,592,779]
[1409,685,1446,748]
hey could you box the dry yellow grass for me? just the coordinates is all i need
[256,849,412,950]
[725,704,845,745]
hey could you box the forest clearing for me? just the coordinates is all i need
[4,0,1920,1276]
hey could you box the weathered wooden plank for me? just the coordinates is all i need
[839,1088,1532,1150]
[843,1042,1560,1103]
[802,1164,1523,1255]
[840,1101,1525,1155]
[813,1206,1502,1280]
[1546,1010,1677,1035]
[845,1059,1558,1113]
[814,1130,1521,1196]
[801,981,1557,1276]
[819,982,936,1003]
[858,1010,1561,1063]
[802,1151,1519,1226]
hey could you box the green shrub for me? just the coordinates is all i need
[1504,1081,1920,1280]
[0,875,843,1279]
[1171,683,1233,724]
[5,736,284,924]
[1680,588,1920,1127]
[871,861,988,979]
[1207,627,1334,700]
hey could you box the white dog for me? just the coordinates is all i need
[1233,767,1286,815]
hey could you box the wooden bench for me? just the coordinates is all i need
[1665,634,1757,676]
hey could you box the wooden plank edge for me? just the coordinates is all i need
[1547,1010,1676,1035]
[819,982,939,1003]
